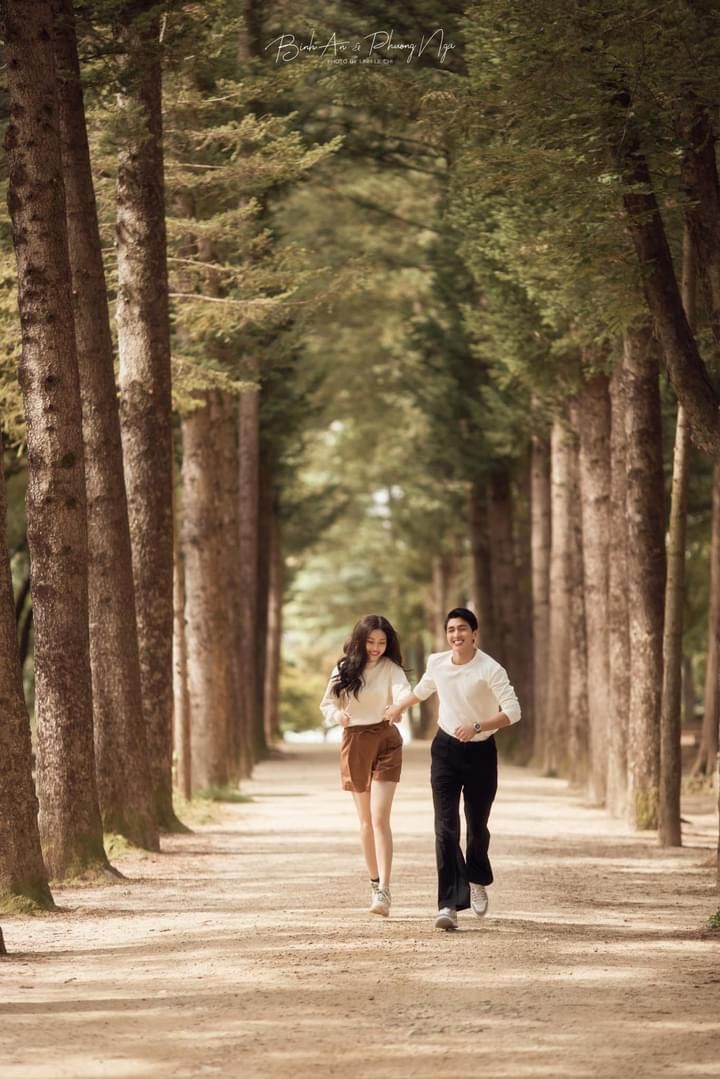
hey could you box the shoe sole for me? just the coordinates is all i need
[370,906,390,917]
[434,915,457,930]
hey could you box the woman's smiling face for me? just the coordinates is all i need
[366,630,387,663]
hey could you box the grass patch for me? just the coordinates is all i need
[706,910,720,931]
[172,795,220,826]
[0,892,53,916]
[196,784,253,804]
[682,773,715,796]
[172,787,250,826]
[103,832,135,860]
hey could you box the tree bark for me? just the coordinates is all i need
[567,412,588,785]
[488,469,517,670]
[264,513,283,746]
[255,443,273,753]
[172,490,191,803]
[411,635,437,739]
[694,463,720,776]
[0,446,54,911]
[52,0,158,851]
[513,455,534,761]
[3,0,108,879]
[607,361,630,819]
[181,395,232,791]
[623,327,666,830]
[614,118,720,460]
[576,372,611,804]
[469,477,496,652]
[659,227,695,846]
[681,106,720,347]
[530,428,551,763]
[239,386,262,764]
[115,12,179,828]
[543,416,573,776]
[214,391,245,779]
[431,554,455,650]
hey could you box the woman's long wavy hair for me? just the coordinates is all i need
[332,614,404,700]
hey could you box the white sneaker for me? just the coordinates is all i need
[434,907,458,930]
[470,882,489,917]
[370,886,391,917]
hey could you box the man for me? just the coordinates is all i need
[385,608,521,930]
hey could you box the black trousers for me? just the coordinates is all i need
[430,729,498,911]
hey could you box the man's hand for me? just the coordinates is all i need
[454,724,478,742]
[339,710,352,727]
[385,704,403,724]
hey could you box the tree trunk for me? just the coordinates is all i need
[607,361,630,819]
[469,478,495,652]
[530,428,551,763]
[576,372,611,804]
[623,327,666,830]
[52,0,158,851]
[567,413,589,786]
[3,0,108,879]
[431,554,455,650]
[543,416,573,776]
[513,455,534,761]
[659,226,695,846]
[488,469,517,670]
[411,635,437,739]
[255,443,273,753]
[614,117,720,460]
[0,446,54,911]
[694,463,720,776]
[681,106,720,348]
[264,513,283,745]
[181,396,232,791]
[115,13,179,829]
[172,489,191,803]
[214,391,245,779]
[238,386,262,764]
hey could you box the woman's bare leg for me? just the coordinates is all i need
[351,790,378,880]
[370,780,397,887]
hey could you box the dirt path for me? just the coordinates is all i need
[2,742,719,1079]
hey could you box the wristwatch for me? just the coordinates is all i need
[473,722,482,734]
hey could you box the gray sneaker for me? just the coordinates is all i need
[434,907,458,930]
[370,886,391,917]
[470,882,489,917]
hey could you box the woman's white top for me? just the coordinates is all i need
[320,657,411,728]
[413,648,521,741]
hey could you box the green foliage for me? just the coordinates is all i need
[279,659,327,732]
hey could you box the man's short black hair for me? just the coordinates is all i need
[444,607,478,632]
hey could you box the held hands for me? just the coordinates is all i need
[384,704,403,725]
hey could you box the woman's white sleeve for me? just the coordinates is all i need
[319,668,343,728]
[390,663,412,703]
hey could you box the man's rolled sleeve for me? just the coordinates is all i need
[488,659,521,724]
[413,657,437,702]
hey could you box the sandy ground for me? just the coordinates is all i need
[2,741,719,1079]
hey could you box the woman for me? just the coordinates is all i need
[320,614,410,918]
